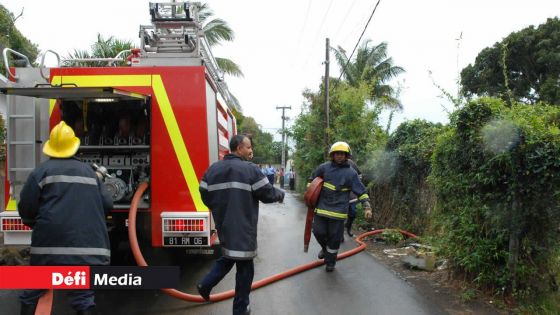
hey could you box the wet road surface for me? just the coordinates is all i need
[1,191,448,315]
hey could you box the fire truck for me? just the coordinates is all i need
[0,2,237,254]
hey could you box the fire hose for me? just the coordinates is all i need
[128,182,419,303]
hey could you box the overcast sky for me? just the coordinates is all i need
[2,0,557,139]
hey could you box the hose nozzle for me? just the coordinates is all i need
[92,163,113,179]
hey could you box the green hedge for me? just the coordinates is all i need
[430,97,560,296]
[366,119,444,233]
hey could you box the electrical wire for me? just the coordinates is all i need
[332,0,359,42]
[337,0,382,81]
[296,0,314,53]
[302,0,335,68]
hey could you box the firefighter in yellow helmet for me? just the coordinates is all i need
[18,121,113,315]
[308,141,372,272]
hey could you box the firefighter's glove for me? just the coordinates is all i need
[95,171,105,182]
[363,201,373,220]
[278,190,285,203]
[364,207,373,220]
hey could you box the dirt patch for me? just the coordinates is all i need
[360,235,506,315]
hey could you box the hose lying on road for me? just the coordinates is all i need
[128,182,419,303]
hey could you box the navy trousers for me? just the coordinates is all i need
[20,289,95,311]
[200,256,254,315]
[312,214,345,266]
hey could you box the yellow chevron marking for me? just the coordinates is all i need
[47,74,206,211]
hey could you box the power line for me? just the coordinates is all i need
[332,0,359,42]
[296,0,314,52]
[302,0,335,68]
[337,0,382,81]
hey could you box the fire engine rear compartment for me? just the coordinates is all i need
[59,98,151,209]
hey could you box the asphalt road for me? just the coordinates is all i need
[0,191,449,315]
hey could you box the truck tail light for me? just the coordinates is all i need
[1,218,32,231]
[163,218,206,232]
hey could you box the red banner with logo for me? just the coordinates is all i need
[0,266,90,289]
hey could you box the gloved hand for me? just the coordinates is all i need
[95,171,105,182]
[278,190,285,203]
[364,207,373,220]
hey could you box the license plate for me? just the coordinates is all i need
[163,236,208,246]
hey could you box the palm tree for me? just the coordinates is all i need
[198,3,243,78]
[333,40,404,110]
[65,34,133,67]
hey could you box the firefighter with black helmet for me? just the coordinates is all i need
[310,141,372,272]
[18,121,113,315]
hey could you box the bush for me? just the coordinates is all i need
[366,120,444,233]
[430,97,560,298]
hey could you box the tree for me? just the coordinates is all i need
[66,34,134,67]
[291,81,385,190]
[0,5,39,75]
[460,17,560,105]
[234,111,281,165]
[198,3,243,78]
[333,40,405,110]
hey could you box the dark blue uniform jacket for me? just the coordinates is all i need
[199,154,284,260]
[18,158,113,266]
[311,161,369,220]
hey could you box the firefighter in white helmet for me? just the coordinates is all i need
[18,121,113,315]
[309,141,372,272]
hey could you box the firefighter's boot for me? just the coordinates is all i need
[197,283,211,301]
[20,303,37,315]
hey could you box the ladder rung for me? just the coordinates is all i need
[9,141,35,145]
[10,168,34,171]
[10,115,34,119]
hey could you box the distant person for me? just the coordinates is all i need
[197,134,284,315]
[18,121,113,315]
[288,169,295,190]
[279,168,285,188]
[265,164,276,186]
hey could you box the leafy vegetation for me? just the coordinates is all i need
[66,34,134,67]
[234,111,283,165]
[460,17,560,105]
[333,40,405,110]
[0,5,39,75]
[198,3,243,78]
[430,97,560,298]
[291,80,386,190]
[367,120,444,233]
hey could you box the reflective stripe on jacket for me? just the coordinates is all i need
[310,161,369,220]
[199,154,283,260]
[18,157,113,266]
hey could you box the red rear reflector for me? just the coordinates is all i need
[1,218,32,231]
[164,219,205,232]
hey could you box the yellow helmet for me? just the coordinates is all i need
[43,121,80,158]
[329,141,351,155]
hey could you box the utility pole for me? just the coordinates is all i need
[324,38,330,148]
[276,105,291,174]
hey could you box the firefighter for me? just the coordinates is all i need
[18,121,113,315]
[310,141,372,272]
[197,134,284,315]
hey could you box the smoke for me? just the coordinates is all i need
[365,150,399,184]
[481,119,520,154]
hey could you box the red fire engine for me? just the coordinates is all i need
[0,2,237,254]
